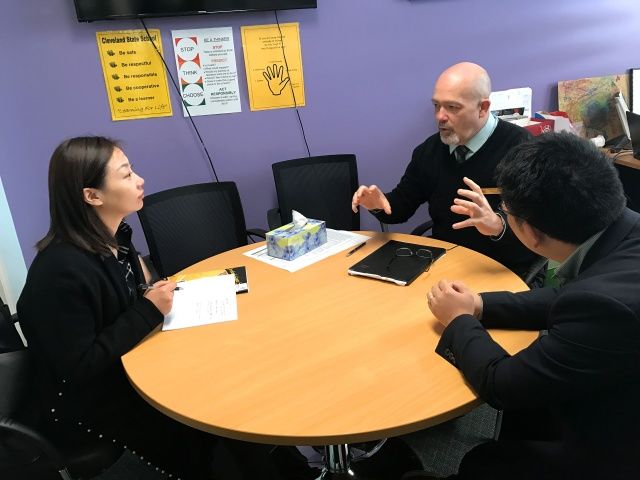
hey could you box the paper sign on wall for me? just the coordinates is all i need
[171,27,242,116]
[241,23,305,111]
[96,29,173,121]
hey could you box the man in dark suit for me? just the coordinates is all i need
[412,132,640,479]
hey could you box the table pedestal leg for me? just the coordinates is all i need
[318,444,360,479]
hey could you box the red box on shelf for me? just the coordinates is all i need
[523,118,555,136]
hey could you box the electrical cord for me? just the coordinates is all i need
[274,10,312,157]
[139,13,312,177]
[609,149,633,161]
[139,18,220,182]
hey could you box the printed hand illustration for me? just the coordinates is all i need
[262,64,290,96]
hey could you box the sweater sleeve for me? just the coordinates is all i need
[373,140,437,224]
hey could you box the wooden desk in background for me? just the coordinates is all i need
[122,232,537,478]
[611,151,640,213]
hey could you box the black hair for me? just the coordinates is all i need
[496,132,625,244]
[37,136,120,255]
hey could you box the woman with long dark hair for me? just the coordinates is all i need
[16,136,212,475]
[17,137,286,479]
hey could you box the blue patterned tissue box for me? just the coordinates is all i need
[266,219,327,260]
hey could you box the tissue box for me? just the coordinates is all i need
[266,219,327,260]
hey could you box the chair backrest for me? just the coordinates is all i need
[0,302,23,356]
[0,311,28,417]
[272,154,360,231]
[138,182,248,278]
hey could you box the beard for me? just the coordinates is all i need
[439,130,460,146]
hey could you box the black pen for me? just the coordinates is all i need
[346,241,367,257]
[139,283,182,292]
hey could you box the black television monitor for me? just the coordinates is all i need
[627,111,640,160]
[74,0,317,22]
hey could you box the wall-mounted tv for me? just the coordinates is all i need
[74,0,317,22]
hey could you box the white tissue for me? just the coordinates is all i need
[590,135,605,148]
[291,210,308,229]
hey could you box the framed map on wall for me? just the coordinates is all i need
[558,74,629,140]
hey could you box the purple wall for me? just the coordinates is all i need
[2,0,640,265]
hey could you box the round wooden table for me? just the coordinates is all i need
[123,232,537,478]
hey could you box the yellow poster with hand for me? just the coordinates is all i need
[241,23,305,111]
[96,29,173,121]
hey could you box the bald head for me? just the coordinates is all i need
[436,62,492,101]
[432,62,493,145]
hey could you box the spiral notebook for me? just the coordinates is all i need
[348,240,446,286]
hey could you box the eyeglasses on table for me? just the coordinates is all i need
[386,247,434,271]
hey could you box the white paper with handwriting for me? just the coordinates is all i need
[162,274,237,331]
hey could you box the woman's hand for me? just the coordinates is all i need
[143,280,177,316]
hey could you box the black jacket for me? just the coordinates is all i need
[17,227,163,441]
[436,208,640,473]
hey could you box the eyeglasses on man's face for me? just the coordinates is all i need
[386,247,434,271]
[500,201,518,218]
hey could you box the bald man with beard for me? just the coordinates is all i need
[352,62,544,286]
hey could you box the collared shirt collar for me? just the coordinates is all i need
[449,113,498,161]
[115,221,132,254]
[554,229,605,285]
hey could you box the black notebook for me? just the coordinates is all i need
[348,240,446,286]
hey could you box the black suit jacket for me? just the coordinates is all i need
[17,230,163,442]
[436,208,640,471]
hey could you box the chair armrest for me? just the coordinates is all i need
[140,255,161,283]
[246,228,267,241]
[0,414,122,479]
[0,415,68,474]
[267,208,282,231]
[410,220,434,237]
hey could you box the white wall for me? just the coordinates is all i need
[0,176,27,312]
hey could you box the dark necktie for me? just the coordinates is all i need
[454,145,470,163]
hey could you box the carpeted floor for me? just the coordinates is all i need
[91,450,172,480]
[402,403,498,478]
[91,404,498,479]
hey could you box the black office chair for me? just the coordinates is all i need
[409,220,433,237]
[138,181,261,278]
[0,310,121,480]
[269,154,361,231]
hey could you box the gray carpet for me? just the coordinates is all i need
[91,404,498,479]
[401,403,498,477]
[91,450,171,480]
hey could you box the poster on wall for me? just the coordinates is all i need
[558,74,629,140]
[171,27,242,117]
[96,29,173,121]
[241,23,305,111]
